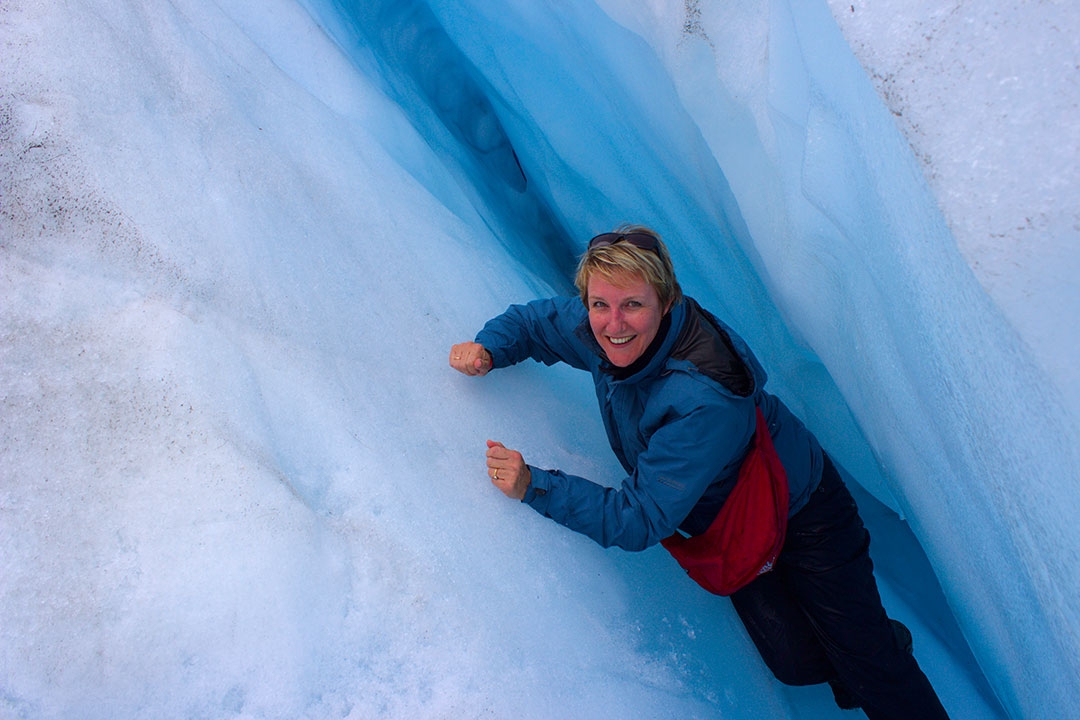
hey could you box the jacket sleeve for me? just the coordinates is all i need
[523,394,755,551]
[474,296,593,371]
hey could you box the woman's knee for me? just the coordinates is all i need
[732,591,835,686]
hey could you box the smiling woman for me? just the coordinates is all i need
[448,225,951,719]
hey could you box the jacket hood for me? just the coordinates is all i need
[670,297,763,398]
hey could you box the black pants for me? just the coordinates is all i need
[730,455,950,720]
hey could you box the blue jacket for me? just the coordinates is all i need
[475,295,823,551]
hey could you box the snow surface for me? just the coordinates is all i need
[1,0,1077,718]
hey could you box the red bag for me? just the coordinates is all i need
[661,406,789,595]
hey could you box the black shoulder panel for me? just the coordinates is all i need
[671,301,755,397]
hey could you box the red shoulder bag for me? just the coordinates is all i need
[661,406,789,595]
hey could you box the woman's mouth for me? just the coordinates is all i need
[608,335,636,345]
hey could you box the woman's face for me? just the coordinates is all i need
[587,272,670,367]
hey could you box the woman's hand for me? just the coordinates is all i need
[449,341,493,376]
[486,440,531,500]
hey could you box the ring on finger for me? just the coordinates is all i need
[493,468,500,481]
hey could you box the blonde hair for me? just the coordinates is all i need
[574,225,683,309]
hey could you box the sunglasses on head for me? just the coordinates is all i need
[587,232,660,253]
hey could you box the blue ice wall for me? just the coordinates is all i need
[308,0,580,290]
[300,0,1080,717]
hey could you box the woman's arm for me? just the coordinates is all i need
[474,296,592,371]
[522,398,755,550]
[449,297,590,376]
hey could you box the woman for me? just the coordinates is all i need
[449,227,949,719]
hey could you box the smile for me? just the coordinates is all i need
[608,335,636,345]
